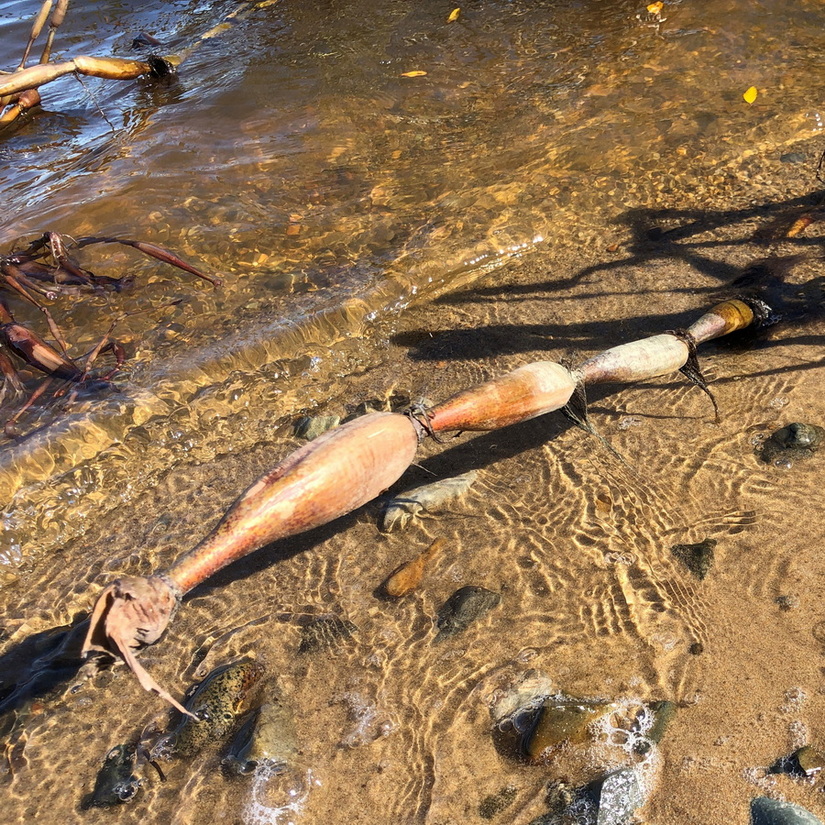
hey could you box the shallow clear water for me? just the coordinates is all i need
[0,0,823,551]
[1,0,825,822]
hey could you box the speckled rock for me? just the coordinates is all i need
[149,660,264,759]
[671,539,716,580]
[298,615,358,653]
[434,585,500,642]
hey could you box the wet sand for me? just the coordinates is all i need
[2,0,825,821]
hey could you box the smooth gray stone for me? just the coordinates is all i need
[223,700,299,775]
[597,768,644,825]
[751,797,824,825]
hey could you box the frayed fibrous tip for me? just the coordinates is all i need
[81,575,196,719]
[739,296,779,329]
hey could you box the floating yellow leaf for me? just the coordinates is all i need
[743,86,758,104]
[401,70,427,77]
[646,1,664,13]
[448,7,460,22]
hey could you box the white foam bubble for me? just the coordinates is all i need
[242,763,316,825]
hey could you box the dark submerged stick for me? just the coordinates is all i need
[75,237,222,287]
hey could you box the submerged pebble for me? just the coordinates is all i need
[751,797,824,825]
[774,423,825,449]
[759,422,825,465]
[380,470,479,532]
[634,700,677,754]
[479,785,518,819]
[89,743,141,807]
[671,538,716,580]
[150,660,264,759]
[223,699,299,776]
[298,616,358,654]
[527,767,646,825]
[383,537,445,597]
[498,690,667,770]
[543,781,577,817]
[776,594,800,612]
[434,586,500,642]
[794,746,825,776]
[771,745,825,778]
[523,697,612,762]
[294,415,341,441]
